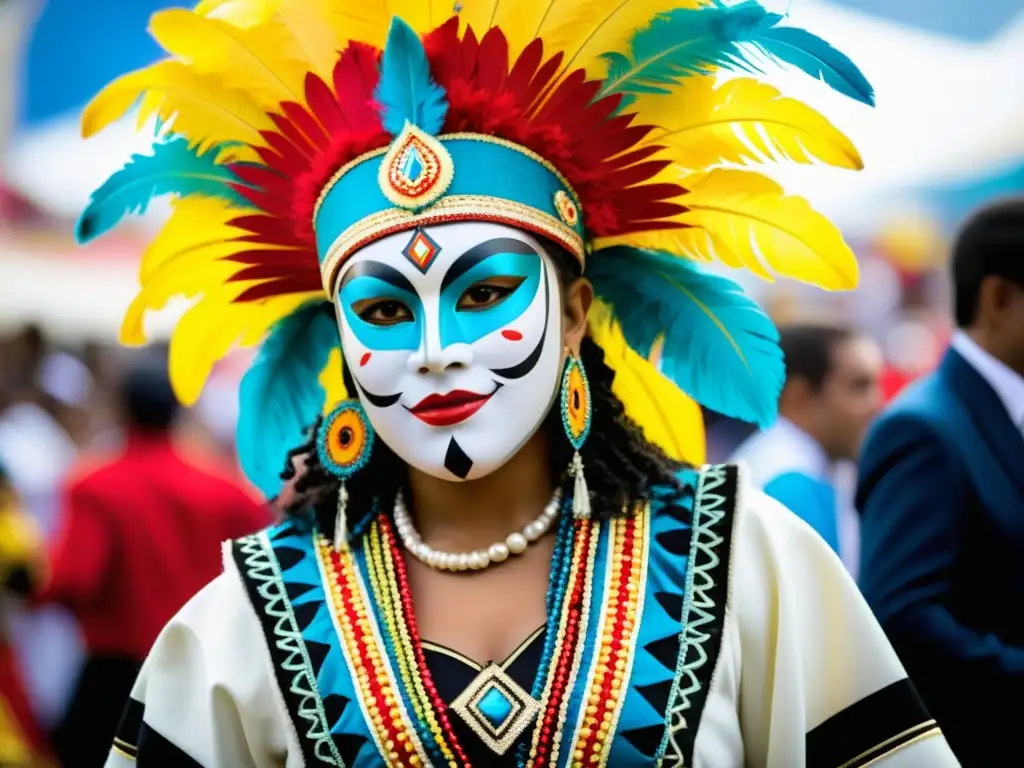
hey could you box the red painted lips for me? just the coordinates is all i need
[409,389,494,427]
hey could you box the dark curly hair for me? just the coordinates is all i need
[280,248,687,537]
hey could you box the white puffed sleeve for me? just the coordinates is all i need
[104,563,302,768]
[695,484,960,767]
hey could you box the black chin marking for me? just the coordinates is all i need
[444,438,473,479]
[489,261,550,380]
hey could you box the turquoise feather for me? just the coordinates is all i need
[755,26,874,106]
[237,301,341,499]
[602,0,873,107]
[588,247,784,427]
[76,137,250,244]
[375,16,448,136]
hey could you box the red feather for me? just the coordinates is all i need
[222,22,688,304]
[476,28,509,94]
[332,43,384,133]
[304,73,348,135]
[235,275,323,301]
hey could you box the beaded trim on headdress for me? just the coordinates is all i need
[77,0,872,498]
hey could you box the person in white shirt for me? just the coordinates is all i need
[732,324,884,577]
[857,198,1024,766]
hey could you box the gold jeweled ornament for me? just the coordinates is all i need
[450,662,541,755]
[553,190,579,228]
[378,122,454,211]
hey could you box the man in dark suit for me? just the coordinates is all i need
[857,200,1024,766]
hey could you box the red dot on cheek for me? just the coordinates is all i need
[359,352,372,367]
[501,330,523,341]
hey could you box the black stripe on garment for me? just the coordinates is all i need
[135,721,204,767]
[112,696,143,757]
[806,678,938,768]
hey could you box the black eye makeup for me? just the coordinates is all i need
[456,276,526,312]
[353,298,415,325]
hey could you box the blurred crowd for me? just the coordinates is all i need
[0,325,272,766]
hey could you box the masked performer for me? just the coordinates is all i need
[79,1,957,766]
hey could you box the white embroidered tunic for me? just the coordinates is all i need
[105,465,959,767]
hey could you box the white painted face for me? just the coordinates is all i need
[334,221,564,481]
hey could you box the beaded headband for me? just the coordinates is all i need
[315,128,585,296]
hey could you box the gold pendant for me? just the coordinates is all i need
[450,662,541,755]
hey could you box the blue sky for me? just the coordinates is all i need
[827,0,1022,41]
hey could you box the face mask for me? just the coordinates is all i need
[335,221,564,481]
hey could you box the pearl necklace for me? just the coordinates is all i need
[393,489,562,572]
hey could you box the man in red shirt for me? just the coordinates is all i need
[38,355,270,767]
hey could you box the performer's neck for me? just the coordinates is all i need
[405,432,557,553]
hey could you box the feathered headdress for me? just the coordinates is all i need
[78,0,872,497]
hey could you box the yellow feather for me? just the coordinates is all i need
[149,9,309,108]
[121,197,264,345]
[319,347,349,412]
[81,60,272,160]
[120,260,244,347]
[454,0,530,55]
[193,0,271,27]
[596,168,859,290]
[197,0,396,67]
[636,76,863,171]
[139,196,251,280]
[525,0,706,79]
[589,302,706,465]
[169,289,316,405]
[382,0,434,33]
[424,0,460,30]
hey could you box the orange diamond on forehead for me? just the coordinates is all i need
[402,228,441,272]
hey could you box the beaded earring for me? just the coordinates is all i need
[560,350,592,520]
[317,399,374,550]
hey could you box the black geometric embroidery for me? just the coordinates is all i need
[659,464,739,767]
[274,545,306,571]
[333,732,369,765]
[322,693,350,728]
[306,640,331,676]
[293,601,320,631]
[655,528,690,556]
[286,582,316,602]
[231,533,343,766]
[622,724,666,756]
[661,503,691,525]
[637,680,674,714]
[644,636,680,671]
[655,592,684,623]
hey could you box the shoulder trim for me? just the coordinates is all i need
[230,530,345,767]
[112,697,203,766]
[806,678,939,768]
[658,462,740,764]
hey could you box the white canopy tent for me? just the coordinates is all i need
[2,0,1022,341]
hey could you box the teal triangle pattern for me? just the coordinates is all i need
[231,520,379,767]
[607,469,698,766]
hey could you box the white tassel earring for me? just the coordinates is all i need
[560,350,592,520]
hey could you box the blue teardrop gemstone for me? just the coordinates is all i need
[401,147,425,184]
